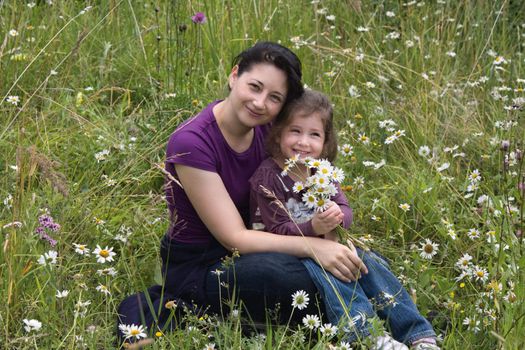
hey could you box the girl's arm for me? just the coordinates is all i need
[252,184,319,236]
[332,184,353,229]
[175,164,368,282]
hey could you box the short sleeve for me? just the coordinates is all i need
[166,127,218,173]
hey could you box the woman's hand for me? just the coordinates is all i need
[324,230,339,242]
[311,202,344,235]
[307,238,367,282]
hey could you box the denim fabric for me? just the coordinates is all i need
[204,252,326,326]
[303,248,436,345]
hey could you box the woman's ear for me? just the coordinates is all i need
[228,65,239,90]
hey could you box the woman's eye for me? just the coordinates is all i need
[270,95,282,103]
[249,83,261,91]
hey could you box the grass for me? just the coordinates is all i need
[1,0,524,349]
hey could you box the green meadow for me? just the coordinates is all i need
[1,1,524,349]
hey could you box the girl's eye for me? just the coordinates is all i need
[311,132,321,137]
[249,83,261,91]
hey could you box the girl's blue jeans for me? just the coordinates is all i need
[302,248,436,345]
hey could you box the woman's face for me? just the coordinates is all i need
[228,63,288,128]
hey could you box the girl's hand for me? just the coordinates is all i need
[308,238,367,282]
[312,202,344,235]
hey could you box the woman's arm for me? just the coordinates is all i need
[175,164,368,282]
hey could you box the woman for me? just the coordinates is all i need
[117,41,367,340]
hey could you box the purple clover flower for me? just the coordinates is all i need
[50,223,61,232]
[41,233,57,247]
[38,214,53,227]
[191,12,207,24]
[35,214,60,246]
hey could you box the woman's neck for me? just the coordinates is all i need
[213,99,254,152]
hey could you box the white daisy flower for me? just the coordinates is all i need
[399,203,411,212]
[339,341,353,350]
[291,290,310,310]
[358,133,370,145]
[23,319,42,332]
[302,314,320,330]
[73,243,90,255]
[314,197,330,212]
[330,167,345,182]
[56,290,69,298]
[97,267,118,276]
[38,250,58,266]
[302,192,317,209]
[463,317,480,333]
[348,85,361,98]
[94,149,110,162]
[468,169,481,183]
[472,265,489,283]
[493,56,507,65]
[317,162,333,177]
[292,182,305,193]
[92,245,116,263]
[467,228,481,240]
[419,239,439,260]
[6,95,20,106]
[338,144,354,156]
[96,284,111,295]
[437,162,450,172]
[320,323,338,337]
[119,323,147,340]
[455,253,473,270]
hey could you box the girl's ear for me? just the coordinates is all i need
[228,65,239,90]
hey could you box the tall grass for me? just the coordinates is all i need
[1,1,524,349]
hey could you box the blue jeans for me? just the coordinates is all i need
[303,248,436,344]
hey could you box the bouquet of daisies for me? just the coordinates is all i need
[282,156,350,241]
[283,157,345,212]
[282,156,369,250]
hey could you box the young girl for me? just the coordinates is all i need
[249,90,440,350]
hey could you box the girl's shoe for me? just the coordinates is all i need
[371,334,409,350]
[411,343,441,350]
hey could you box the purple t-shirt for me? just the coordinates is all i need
[165,100,270,244]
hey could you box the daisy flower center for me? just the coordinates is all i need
[424,244,434,254]
[99,250,110,258]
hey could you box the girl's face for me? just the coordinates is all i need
[278,112,326,161]
[228,63,288,129]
